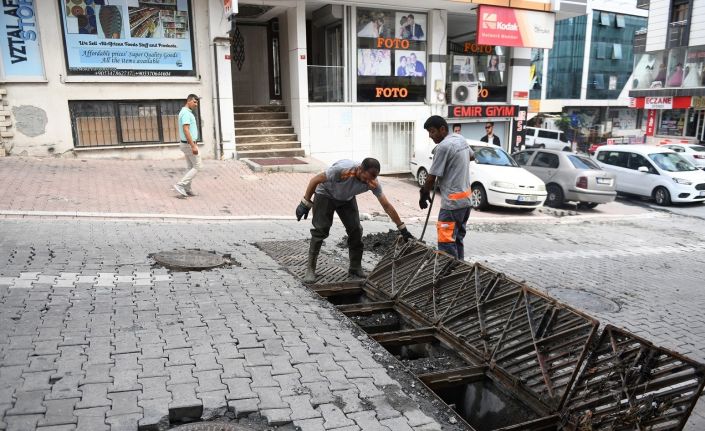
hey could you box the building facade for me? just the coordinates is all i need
[628,0,705,144]
[0,0,586,172]
[529,0,648,142]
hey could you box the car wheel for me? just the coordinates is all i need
[471,184,489,211]
[578,202,599,209]
[653,186,671,206]
[416,168,428,188]
[545,184,564,208]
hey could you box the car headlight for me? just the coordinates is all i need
[492,181,516,189]
[672,177,693,185]
[535,184,546,192]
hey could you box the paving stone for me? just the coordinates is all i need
[107,390,141,417]
[165,349,195,367]
[36,425,77,431]
[138,358,168,378]
[284,394,321,421]
[222,377,256,400]
[194,369,226,393]
[315,354,343,373]
[380,416,414,431]
[322,371,354,392]
[168,383,202,421]
[227,398,259,418]
[74,406,109,431]
[20,370,54,391]
[367,396,402,420]
[296,363,326,384]
[80,364,113,385]
[292,417,325,431]
[350,378,383,398]
[253,387,289,410]
[137,377,170,401]
[261,408,293,426]
[219,358,250,379]
[191,353,222,372]
[197,390,227,421]
[137,398,170,431]
[109,368,141,393]
[165,365,196,386]
[412,422,443,431]
[106,413,141,431]
[273,372,303,397]
[5,414,42,431]
[303,381,336,407]
[38,398,79,427]
[112,353,140,371]
[139,343,165,360]
[76,383,111,409]
[403,410,436,427]
[333,389,367,414]
[270,355,297,376]
[46,372,83,400]
[318,404,355,429]
[348,411,389,431]
[249,366,278,388]
[6,390,48,415]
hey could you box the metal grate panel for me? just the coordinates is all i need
[256,240,351,285]
[563,325,705,430]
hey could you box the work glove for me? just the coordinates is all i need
[419,188,431,210]
[296,198,313,221]
[398,224,414,242]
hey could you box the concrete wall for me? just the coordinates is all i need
[4,1,217,159]
[646,0,670,52]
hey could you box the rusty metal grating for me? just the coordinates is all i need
[367,241,435,298]
[256,240,351,285]
[563,325,705,430]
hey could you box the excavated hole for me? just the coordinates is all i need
[436,378,542,431]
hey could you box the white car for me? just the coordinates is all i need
[662,144,705,170]
[410,139,547,210]
[594,144,705,205]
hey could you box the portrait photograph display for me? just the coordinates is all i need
[357,49,391,76]
[356,9,394,39]
[394,50,426,77]
[394,12,426,41]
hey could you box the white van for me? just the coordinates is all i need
[524,127,571,151]
[594,144,705,205]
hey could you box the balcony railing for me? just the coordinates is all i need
[308,65,344,103]
[667,20,689,48]
[634,28,647,53]
[636,0,649,10]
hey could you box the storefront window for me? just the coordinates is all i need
[529,48,544,100]
[547,15,587,99]
[666,47,687,88]
[631,51,667,89]
[447,42,508,103]
[683,46,705,88]
[356,8,427,102]
[658,109,686,136]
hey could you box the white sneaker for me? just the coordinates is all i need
[173,184,188,197]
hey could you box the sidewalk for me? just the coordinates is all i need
[0,156,651,223]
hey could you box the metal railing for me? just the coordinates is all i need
[307,65,344,103]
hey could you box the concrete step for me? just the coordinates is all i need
[235,141,301,152]
[234,112,289,121]
[234,119,291,128]
[234,105,286,113]
[237,148,306,159]
[235,133,299,144]
[234,126,295,136]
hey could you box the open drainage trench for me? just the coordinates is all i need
[258,239,705,431]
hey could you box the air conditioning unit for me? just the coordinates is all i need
[451,82,478,105]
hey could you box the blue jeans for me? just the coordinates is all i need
[437,207,471,260]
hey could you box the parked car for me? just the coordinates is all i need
[513,149,617,208]
[524,127,572,151]
[594,144,705,205]
[662,144,705,170]
[410,140,547,210]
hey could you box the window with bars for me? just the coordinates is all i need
[69,100,201,148]
[370,121,414,173]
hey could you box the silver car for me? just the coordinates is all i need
[512,149,617,208]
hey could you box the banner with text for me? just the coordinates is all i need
[58,0,196,77]
[477,5,555,49]
[1,0,45,79]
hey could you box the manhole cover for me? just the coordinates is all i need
[548,288,620,313]
[170,422,255,431]
[153,249,229,271]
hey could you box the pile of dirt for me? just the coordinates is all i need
[338,229,400,255]
[401,354,469,375]
[349,311,400,333]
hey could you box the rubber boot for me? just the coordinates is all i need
[303,241,321,284]
[348,246,367,279]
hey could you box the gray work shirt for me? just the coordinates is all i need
[315,160,384,201]
[429,133,473,210]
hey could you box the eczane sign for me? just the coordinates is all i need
[644,97,673,109]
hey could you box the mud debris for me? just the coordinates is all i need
[338,229,400,255]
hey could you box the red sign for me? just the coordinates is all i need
[631,96,691,109]
[477,5,555,49]
[448,105,518,118]
[645,110,656,136]
[512,91,528,99]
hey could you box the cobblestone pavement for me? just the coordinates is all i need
[3,210,705,429]
[0,220,447,431]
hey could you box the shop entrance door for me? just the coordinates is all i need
[696,110,705,142]
[231,21,282,105]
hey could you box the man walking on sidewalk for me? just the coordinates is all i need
[295,158,414,284]
[174,94,201,197]
[419,115,474,260]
